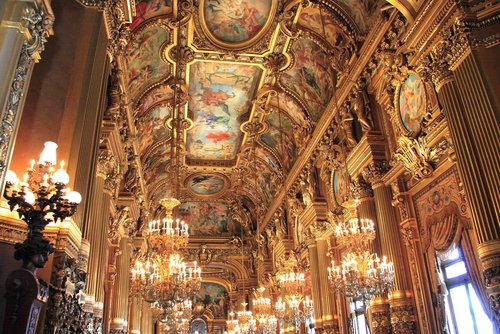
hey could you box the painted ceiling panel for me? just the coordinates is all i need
[260,112,297,172]
[136,85,174,117]
[200,0,274,45]
[126,25,170,100]
[298,6,344,47]
[141,144,170,186]
[186,62,262,164]
[136,105,171,153]
[177,202,241,236]
[281,38,336,122]
[336,0,385,32]
[268,93,309,128]
[244,158,277,206]
[131,0,173,30]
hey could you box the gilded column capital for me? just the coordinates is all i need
[350,176,373,200]
[421,42,454,92]
[362,161,390,187]
[97,150,121,195]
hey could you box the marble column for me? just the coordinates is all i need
[364,163,417,334]
[426,27,500,326]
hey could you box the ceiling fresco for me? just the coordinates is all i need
[200,0,275,47]
[186,62,262,164]
[280,38,337,121]
[121,0,384,307]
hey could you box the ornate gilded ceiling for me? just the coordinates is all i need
[123,0,385,239]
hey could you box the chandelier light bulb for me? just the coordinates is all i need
[5,170,18,185]
[38,141,58,166]
[66,191,82,204]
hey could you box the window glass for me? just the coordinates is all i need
[445,261,467,278]
[449,286,475,334]
[468,284,493,333]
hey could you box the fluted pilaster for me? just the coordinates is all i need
[111,235,131,332]
[317,239,339,332]
[308,242,323,330]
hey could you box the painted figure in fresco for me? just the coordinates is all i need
[197,88,235,115]
[131,0,170,30]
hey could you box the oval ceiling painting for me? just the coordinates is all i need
[188,174,226,195]
[200,0,276,48]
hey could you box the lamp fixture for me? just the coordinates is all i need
[3,141,81,262]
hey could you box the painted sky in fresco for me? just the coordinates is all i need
[126,25,170,100]
[186,62,261,162]
[280,38,336,121]
[202,0,272,44]
[177,202,241,236]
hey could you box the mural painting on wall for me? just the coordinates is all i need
[201,0,273,44]
[186,62,262,162]
[195,282,229,318]
[337,0,384,32]
[281,38,336,121]
[332,167,348,206]
[127,26,170,100]
[137,85,174,116]
[260,112,297,171]
[137,105,171,153]
[131,0,172,30]
[178,202,242,235]
[188,174,226,195]
[398,73,426,134]
[298,6,341,47]
[254,146,280,170]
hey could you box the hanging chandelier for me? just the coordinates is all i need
[226,311,240,334]
[147,197,189,256]
[252,287,277,334]
[131,252,201,307]
[327,217,394,301]
[275,256,314,330]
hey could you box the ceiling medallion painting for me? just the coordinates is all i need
[280,38,336,121]
[187,174,227,196]
[178,202,242,236]
[126,24,170,100]
[397,73,426,134]
[186,62,263,165]
[199,0,276,49]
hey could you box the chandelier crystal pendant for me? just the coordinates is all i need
[327,217,394,301]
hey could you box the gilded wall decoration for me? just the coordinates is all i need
[397,73,427,135]
[280,38,336,121]
[187,174,227,196]
[126,24,170,100]
[177,202,241,236]
[186,62,262,164]
[198,0,276,49]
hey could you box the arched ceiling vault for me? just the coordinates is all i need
[117,0,386,283]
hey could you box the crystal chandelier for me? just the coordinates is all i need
[237,302,256,334]
[226,311,240,334]
[275,256,314,330]
[327,217,394,301]
[131,252,201,307]
[252,287,277,334]
[147,197,189,256]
